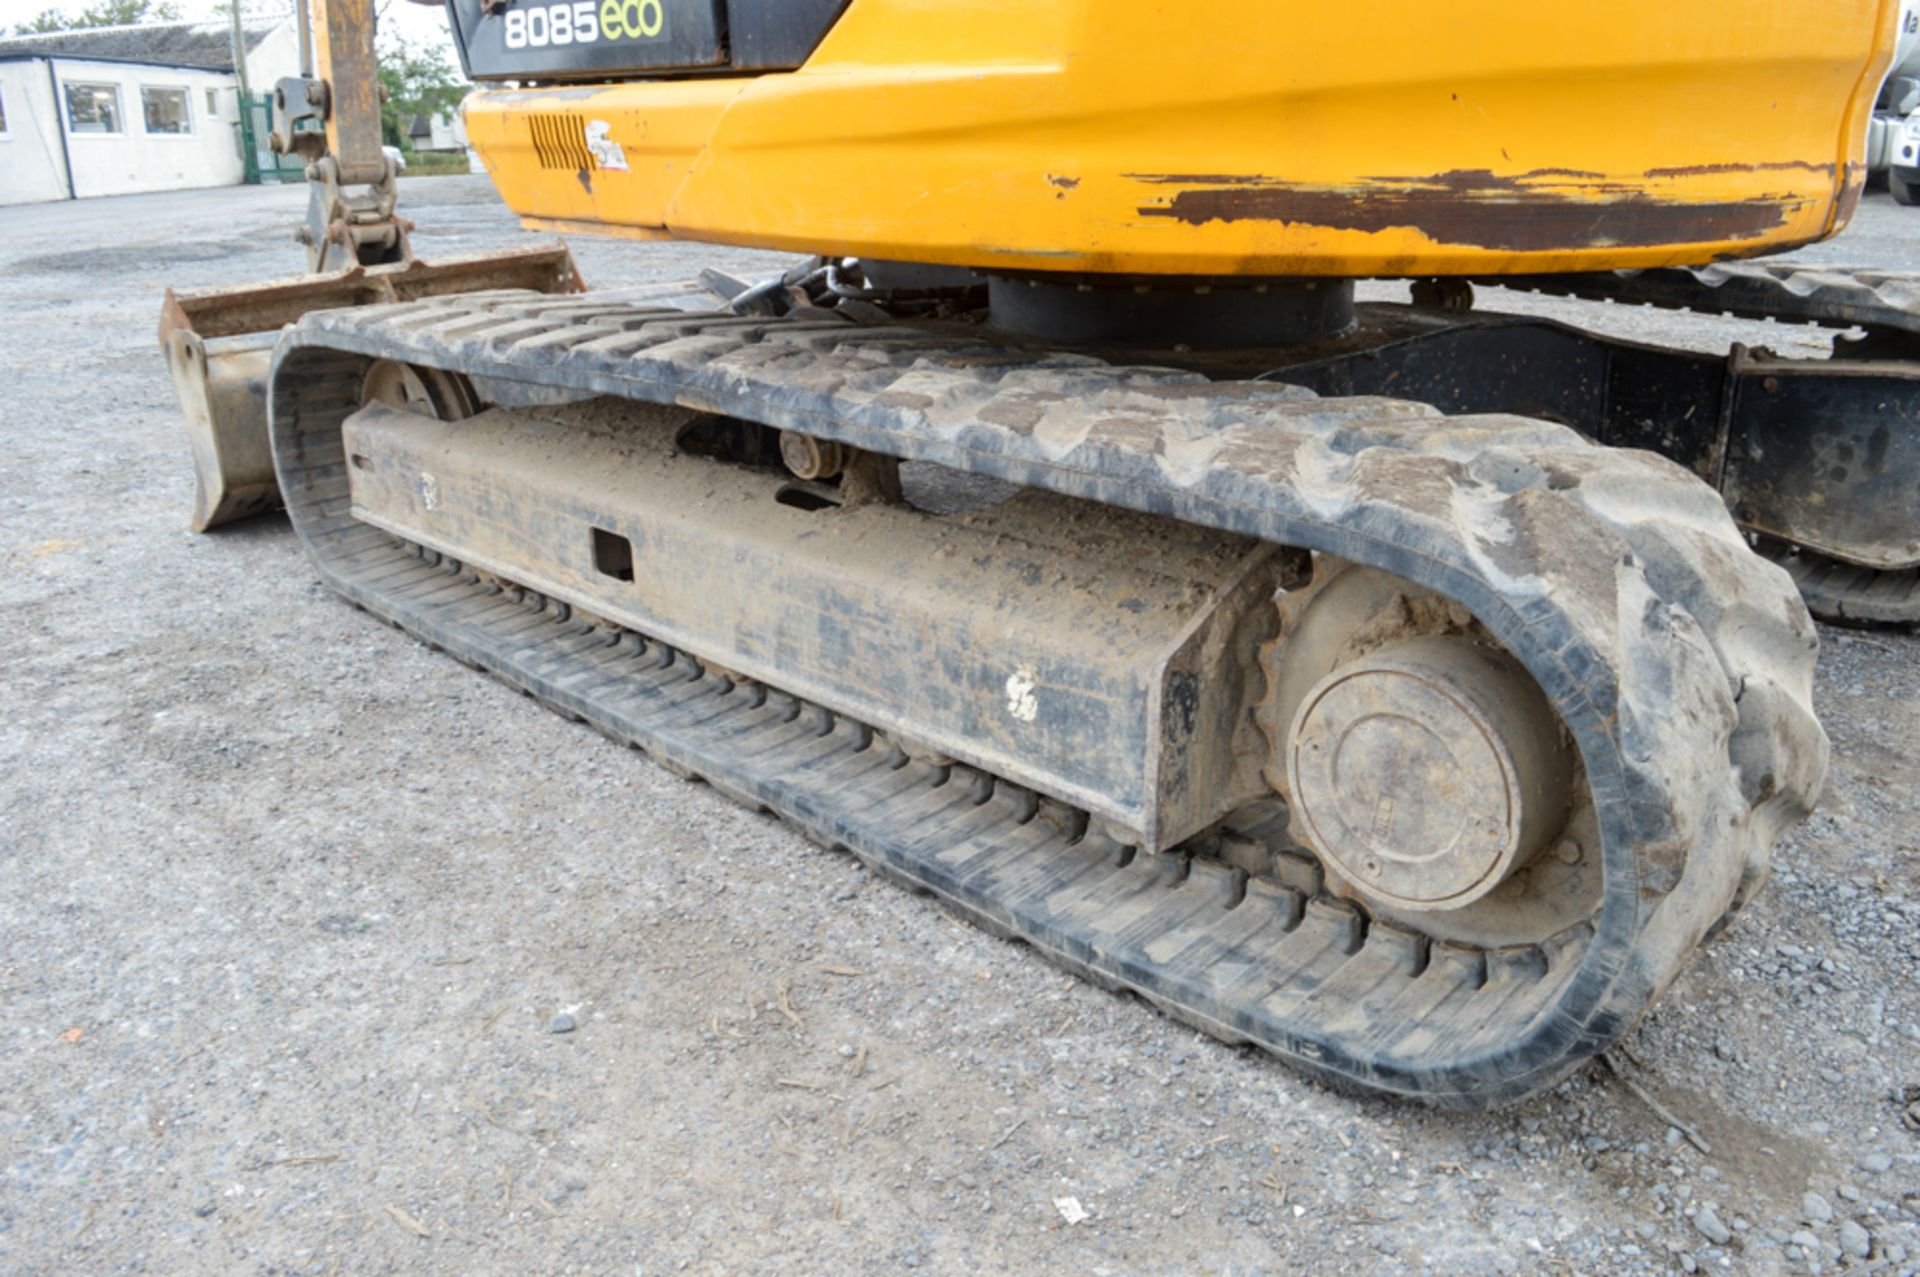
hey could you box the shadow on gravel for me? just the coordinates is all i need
[7,242,259,275]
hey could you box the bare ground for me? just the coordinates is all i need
[0,177,1915,1276]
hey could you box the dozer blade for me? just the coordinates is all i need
[158,244,582,531]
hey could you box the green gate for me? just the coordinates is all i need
[237,92,306,184]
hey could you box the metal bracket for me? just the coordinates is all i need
[294,154,413,273]
[270,75,330,161]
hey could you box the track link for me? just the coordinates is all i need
[267,292,1828,1106]
[1760,541,1920,626]
[1484,263,1920,337]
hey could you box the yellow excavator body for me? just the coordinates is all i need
[464,0,1897,276]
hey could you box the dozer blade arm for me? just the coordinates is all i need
[160,0,584,531]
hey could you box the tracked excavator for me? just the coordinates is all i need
[160,0,1916,1106]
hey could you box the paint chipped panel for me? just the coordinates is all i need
[1131,168,1816,253]
[1833,162,1868,227]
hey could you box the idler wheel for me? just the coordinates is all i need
[360,359,477,420]
[1285,635,1572,912]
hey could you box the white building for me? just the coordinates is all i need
[0,19,300,206]
[406,109,469,155]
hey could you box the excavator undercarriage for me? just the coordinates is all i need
[158,0,1912,1105]
[259,277,1827,1105]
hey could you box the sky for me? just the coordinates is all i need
[0,0,460,60]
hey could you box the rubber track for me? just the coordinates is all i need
[1760,542,1920,627]
[1488,261,1920,625]
[268,294,1829,1106]
[309,539,1564,1102]
[1482,263,1920,337]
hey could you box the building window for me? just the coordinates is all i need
[0,85,9,137]
[142,86,191,135]
[64,82,122,134]
[206,88,219,117]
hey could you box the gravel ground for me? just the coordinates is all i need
[1,177,1916,1276]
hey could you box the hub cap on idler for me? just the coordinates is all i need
[1286,635,1571,912]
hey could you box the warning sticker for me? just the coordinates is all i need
[584,120,629,173]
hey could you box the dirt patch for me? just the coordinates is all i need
[6,241,256,276]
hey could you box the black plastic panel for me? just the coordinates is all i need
[726,0,850,69]
[447,0,726,81]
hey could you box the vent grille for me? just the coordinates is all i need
[528,113,593,171]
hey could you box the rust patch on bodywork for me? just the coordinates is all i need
[1834,163,1867,225]
[1640,160,1831,179]
[1133,169,1802,252]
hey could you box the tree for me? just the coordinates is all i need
[13,0,180,33]
[377,32,464,150]
[203,0,300,20]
